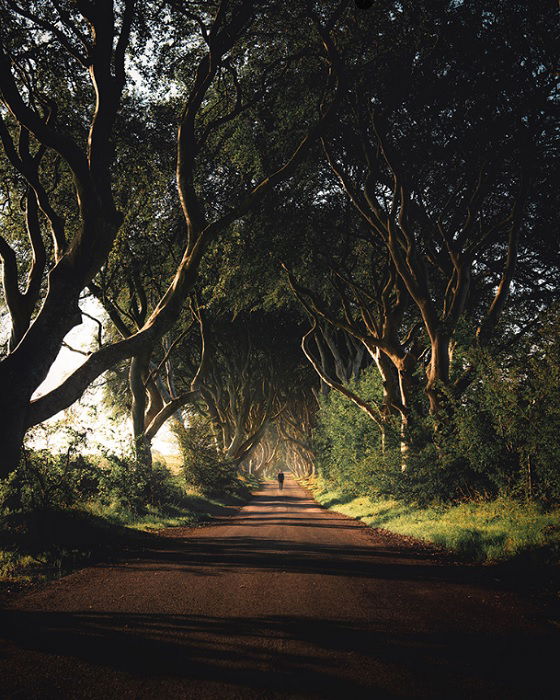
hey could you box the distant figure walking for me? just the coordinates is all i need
[277,471,285,490]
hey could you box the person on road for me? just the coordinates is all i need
[277,471,285,490]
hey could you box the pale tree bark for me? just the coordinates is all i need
[279,423,315,476]
[248,433,281,477]
[272,391,317,477]
[201,352,281,468]
[129,351,152,468]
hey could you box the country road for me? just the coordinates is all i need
[0,477,557,699]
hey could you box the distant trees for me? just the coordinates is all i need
[163,311,316,489]
[194,316,282,466]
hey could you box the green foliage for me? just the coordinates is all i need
[312,308,560,504]
[1,449,191,519]
[96,454,185,515]
[445,313,560,502]
[313,365,390,492]
[0,450,100,513]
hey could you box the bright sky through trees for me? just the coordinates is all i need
[30,298,179,458]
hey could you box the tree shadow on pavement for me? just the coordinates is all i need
[0,608,556,699]
[102,533,528,589]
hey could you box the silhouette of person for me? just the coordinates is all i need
[277,471,285,490]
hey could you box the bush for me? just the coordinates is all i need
[446,327,560,503]
[0,450,101,513]
[312,308,560,504]
[96,454,188,515]
[0,447,189,519]
[313,365,388,494]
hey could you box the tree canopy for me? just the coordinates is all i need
[1,0,558,504]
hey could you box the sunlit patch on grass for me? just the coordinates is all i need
[304,477,560,563]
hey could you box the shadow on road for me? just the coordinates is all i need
[0,607,555,698]
[115,535,462,580]
[1,482,557,698]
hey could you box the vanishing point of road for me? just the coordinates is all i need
[0,476,557,698]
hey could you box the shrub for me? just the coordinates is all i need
[0,450,101,513]
[0,447,189,519]
[311,308,560,504]
[97,454,186,515]
[313,365,388,494]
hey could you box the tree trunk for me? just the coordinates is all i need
[370,348,402,460]
[0,295,84,477]
[0,392,28,479]
[396,354,420,472]
[129,351,153,468]
[0,214,120,477]
[426,331,451,414]
[399,413,411,472]
[314,332,331,396]
[380,423,387,456]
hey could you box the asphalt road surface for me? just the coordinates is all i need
[0,476,557,699]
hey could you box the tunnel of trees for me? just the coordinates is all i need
[0,0,558,510]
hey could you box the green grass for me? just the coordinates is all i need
[85,490,246,531]
[304,477,560,563]
[0,508,146,590]
[0,477,258,592]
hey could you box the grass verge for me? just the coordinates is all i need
[304,476,560,564]
[0,475,259,595]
